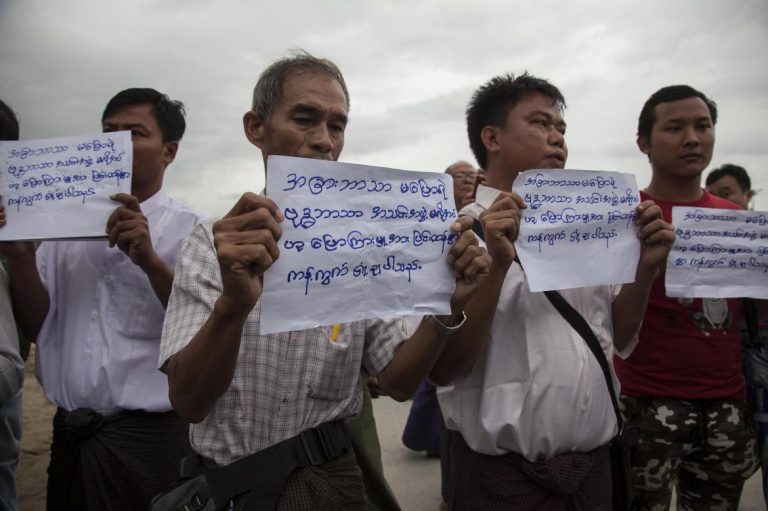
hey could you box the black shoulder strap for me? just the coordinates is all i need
[471,217,484,239]
[744,298,760,346]
[543,291,623,431]
[471,218,623,430]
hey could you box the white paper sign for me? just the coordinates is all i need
[0,132,132,240]
[260,156,458,334]
[512,169,641,292]
[666,207,768,299]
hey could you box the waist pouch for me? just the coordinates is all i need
[151,419,349,511]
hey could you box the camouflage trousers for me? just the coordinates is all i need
[620,396,758,511]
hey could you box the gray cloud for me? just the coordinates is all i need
[1,0,766,215]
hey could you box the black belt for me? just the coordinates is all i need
[204,419,349,510]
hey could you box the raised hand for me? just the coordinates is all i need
[445,215,491,312]
[478,191,527,268]
[106,193,159,270]
[212,192,283,315]
[634,200,675,271]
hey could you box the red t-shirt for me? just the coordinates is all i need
[614,190,745,399]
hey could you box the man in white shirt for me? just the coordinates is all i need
[0,88,208,511]
[430,73,675,510]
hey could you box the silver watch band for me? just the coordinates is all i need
[427,310,467,335]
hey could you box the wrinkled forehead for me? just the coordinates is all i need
[280,69,349,109]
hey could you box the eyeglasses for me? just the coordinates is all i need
[451,172,476,181]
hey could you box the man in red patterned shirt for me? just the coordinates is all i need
[615,85,765,511]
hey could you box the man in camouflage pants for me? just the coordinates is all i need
[620,398,756,509]
[614,85,763,510]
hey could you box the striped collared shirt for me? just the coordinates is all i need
[160,220,408,466]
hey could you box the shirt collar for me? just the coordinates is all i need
[138,189,168,216]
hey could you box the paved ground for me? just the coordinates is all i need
[13,357,766,510]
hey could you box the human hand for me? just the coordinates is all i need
[445,216,491,313]
[634,200,675,274]
[478,191,526,268]
[367,375,386,398]
[106,193,159,271]
[212,192,283,316]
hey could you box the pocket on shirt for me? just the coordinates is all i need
[104,264,165,340]
[302,326,359,402]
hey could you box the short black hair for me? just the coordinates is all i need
[0,99,19,141]
[466,72,565,169]
[101,88,186,142]
[637,85,717,139]
[705,163,751,192]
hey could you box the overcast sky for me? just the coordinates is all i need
[1,0,766,216]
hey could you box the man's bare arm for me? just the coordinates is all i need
[2,247,49,340]
[0,204,49,339]
[166,194,282,423]
[377,216,491,400]
[612,201,674,352]
[166,295,251,423]
[430,192,524,386]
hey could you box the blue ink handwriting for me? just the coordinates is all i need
[400,179,448,200]
[8,144,68,160]
[524,173,617,190]
[412,229,459,254]
[682,209,739,223]
[283,207,364,229]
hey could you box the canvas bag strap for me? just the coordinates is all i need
[543,290,623,431]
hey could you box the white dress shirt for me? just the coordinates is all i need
[35,191,208,414]
[438,202,636,462]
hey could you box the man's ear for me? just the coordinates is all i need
[637,135,650,156]
[480,126,500,156]
[243,110,267,148]
[162,141,179,166]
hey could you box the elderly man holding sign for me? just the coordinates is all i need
[158,52,489,510]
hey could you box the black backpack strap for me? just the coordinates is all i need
[543,290,623,431]
[471,217,484,239]
[743,298,760,347]
[472,215,622,430]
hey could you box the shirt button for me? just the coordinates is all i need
[91,311,100,319]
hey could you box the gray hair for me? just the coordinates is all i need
[251,50,350,119]
[445,160,475,174]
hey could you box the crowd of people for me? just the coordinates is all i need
[0,50,765,511]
